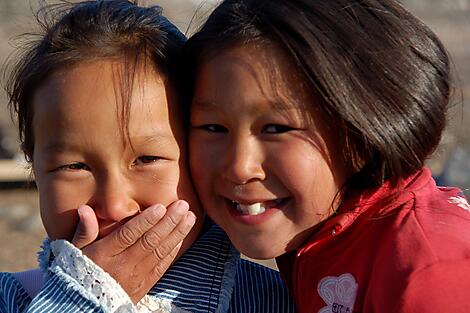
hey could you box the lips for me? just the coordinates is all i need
[229,198,289,216]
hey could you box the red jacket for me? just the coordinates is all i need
[277,168,470,313]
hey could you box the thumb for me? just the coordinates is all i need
[72,205,99,249]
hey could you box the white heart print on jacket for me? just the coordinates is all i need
[317,273,358,313]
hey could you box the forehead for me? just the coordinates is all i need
[32,59,177,131]
[193,43,312,113]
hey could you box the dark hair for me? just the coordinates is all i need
[185,0,451,190]
[5,0,186,161]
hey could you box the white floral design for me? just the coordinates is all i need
[448,196,470,213]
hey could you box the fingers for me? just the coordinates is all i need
[156,211,196,259]
[137,239,184,294]
[139,201,195,256]
[136,216,195,290]
[72,205,99,249]
[77,201,197,305]
[110,204,167,251]
[148,210,196,261]
[124,240,183,304]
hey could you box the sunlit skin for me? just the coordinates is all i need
[189,44,350,259]
[32,59,203,256]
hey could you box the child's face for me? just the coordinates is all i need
[32,60,202,251]
[190,44,350,259]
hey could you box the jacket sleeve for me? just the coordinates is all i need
[398,260,470,312]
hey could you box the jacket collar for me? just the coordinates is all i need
[331,168,433,229]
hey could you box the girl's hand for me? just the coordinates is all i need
[71,201,196,304]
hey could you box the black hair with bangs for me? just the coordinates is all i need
[5,0,186,161]
[185,0,451,191]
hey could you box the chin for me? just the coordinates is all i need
[45,230,73,242]
[234,242,279,260]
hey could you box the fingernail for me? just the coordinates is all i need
[185,212,196,227]
[151,204,166,217]
[176,200,189,214]
[77,206,86,219]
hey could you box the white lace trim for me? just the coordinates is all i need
[50,240,189,313]
[136,295,190,313]
[51,240,134,312]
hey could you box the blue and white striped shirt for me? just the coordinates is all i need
[1,223,296,312]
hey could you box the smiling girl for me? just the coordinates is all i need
[186,0,470,311]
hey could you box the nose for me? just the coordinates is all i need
[223,135,265,184]
[89,174,140,222]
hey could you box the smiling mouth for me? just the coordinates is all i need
[228,198,290,215]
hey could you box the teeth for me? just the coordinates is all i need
[236,202,266,215]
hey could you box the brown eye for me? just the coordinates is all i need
[133,156,161,166]
[199,124,228,133]
[56,162,90,171]
[262,124,294,134]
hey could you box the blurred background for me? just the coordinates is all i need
[0,0,469,272]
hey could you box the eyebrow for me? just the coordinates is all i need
[41,141,81,154]
[129,133,176,146]
[191,99,297,112]
[41,133,177,153]
[191,100,220,111]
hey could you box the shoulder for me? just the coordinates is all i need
[10,269,44,299]
[0,272,32,312]
[403,186,470,262]
[370,178,470,267]
[231,259,296,313]
[398,260,470,312]
[370,182,470,270]
[368,185,470,311]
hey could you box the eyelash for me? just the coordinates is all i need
[132,156,163,166]
[197,124,295,134]
[55,162,90,172]
[53,155,162,172]
[262,124,295,134]
[198,124,228,133]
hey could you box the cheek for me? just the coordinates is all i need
[189,142,213,189]
[276,146,340,212]
[37,179,83,240]
[133,163,184,208]
[139,175,180,207]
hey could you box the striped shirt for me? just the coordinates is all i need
[1,223,296,313]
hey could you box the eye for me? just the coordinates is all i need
[55,162,90,171]
[198,124,228,133]
[262,124,295,134]
[133,156,162,166]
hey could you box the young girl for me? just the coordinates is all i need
[0,1,295,312]
[186,0,470,312]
